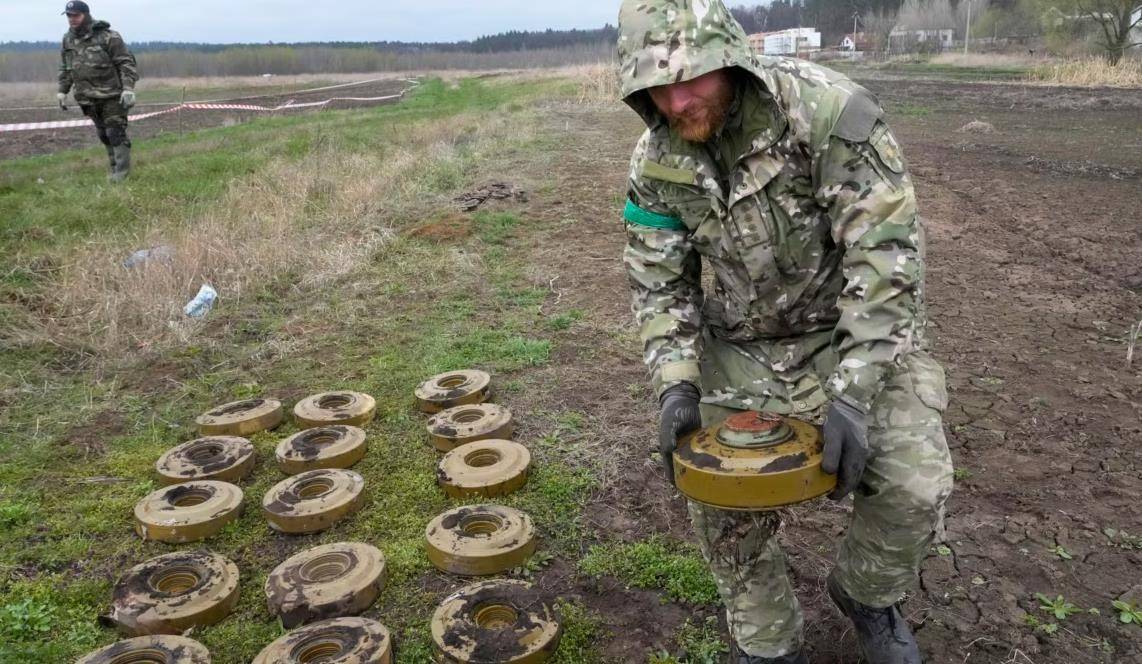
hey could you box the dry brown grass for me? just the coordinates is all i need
[36,111,534,355]
[568,63,622,106]
[1028,57,1142,87]
[930,52,1053,69]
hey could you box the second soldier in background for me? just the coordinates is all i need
[58,1,139,182]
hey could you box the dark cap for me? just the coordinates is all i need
[63,1,90,15]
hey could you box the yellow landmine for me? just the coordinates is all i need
[77,636,211,663]
[426,505,536,576]
[263,469,366,534]
[195,398,283,436]
[432,579,561,664]
[266,542,387,628]
[293,391,377,429]
[107,550,240,636]
[674,411,837,511]
[415,370,492,413]
[134,480,244,543]
[437,440,531,498]
[155,436,255,485]
[252,617,393,664]
[276,425,368,475]
[427,404,514,453]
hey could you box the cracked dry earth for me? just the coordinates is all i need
[510,77,1141,664]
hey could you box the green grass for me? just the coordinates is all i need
[881,62,1030,81]
[0,73,611,663]
[649,615,729,664]
[473,210,522,244]
[0,77,555,293]
[579,535,719,605]
[892,103,932,118]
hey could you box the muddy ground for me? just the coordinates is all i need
[507,76,1141,663]
[0,78,410,160]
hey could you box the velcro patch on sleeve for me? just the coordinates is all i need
[623,199,687,232]
[638,158,698,186]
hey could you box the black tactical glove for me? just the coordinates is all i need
[821,399,870,501]
[658,382,702,485]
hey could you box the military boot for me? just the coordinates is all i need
[732,644,808,664]
[110,144,131,183]
[105,145,116,172]
[827,572,922,664]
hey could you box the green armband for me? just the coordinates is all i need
[623,199,686,232]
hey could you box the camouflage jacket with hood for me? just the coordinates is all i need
[619,0,927,414]
[59,19,138,102]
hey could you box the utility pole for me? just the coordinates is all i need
[853,11,859,51]
[964,0,972,55]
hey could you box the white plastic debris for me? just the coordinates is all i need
[123,245,175,269]
[184,284,218,319]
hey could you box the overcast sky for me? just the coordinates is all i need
[1,0,622,44]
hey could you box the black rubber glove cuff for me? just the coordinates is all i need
[821,399,870,501]
[657,382,702,486]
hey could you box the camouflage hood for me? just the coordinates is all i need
[617,0,757,122]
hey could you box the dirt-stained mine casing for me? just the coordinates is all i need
[673,411,836,510]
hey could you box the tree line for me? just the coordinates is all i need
[0,25,621,82]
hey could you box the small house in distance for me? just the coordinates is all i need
[840,32,871,52]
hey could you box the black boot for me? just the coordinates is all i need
[105,145,116,171]
[827,572,921,664]
[732,644,808,664]
[110,144,131,183]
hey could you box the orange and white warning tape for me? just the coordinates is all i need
[0,90,408,133]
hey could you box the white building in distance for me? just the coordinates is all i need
[748,28,822,56]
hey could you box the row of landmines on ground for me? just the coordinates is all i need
[77,370,561,663]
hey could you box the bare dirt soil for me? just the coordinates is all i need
[0,78,409,160]
[509,77,1142,663]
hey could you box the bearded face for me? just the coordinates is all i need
[647,69,735,143]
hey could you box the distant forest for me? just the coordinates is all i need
[0,26,620,55]
[0,26,622,81]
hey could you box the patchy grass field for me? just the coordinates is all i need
[2,64,1141,664]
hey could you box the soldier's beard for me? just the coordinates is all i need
[665,85,735,143]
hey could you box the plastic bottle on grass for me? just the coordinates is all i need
[184,284,218,319]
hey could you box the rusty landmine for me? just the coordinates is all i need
[155,436,255,485]
[437,440,531,499]
[673,411,837,511]
[266,542,387,628]
[415,370,492,414]
[276,425,368,475]
[426,505,536,576]
[106,550,240,636]
[134,481,245,543]
[77,635,212,663]
[294,392,377,429]
[252,617,393,664]
[427,404,514,453]
[195,398,283,437]
[263,469,366,534]
[432,579,561,664]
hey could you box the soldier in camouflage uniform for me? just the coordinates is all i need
[57,1,138,182]
[616,2,954,663]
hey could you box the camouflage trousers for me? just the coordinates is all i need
[79,97,130,148]
[689,336,954,658]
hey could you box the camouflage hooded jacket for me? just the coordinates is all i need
[618,0,926,414]
[59,19,138,102]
